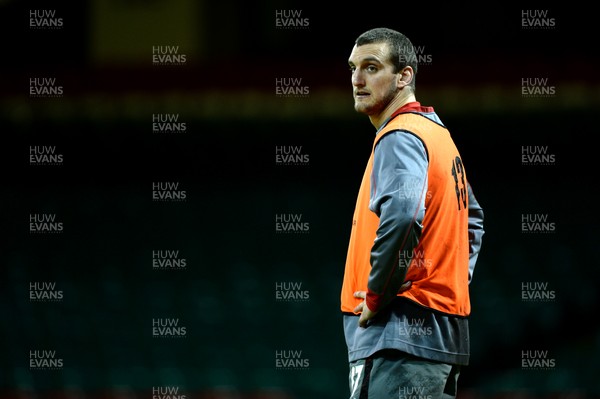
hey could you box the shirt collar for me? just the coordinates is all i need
[377,101,435,134]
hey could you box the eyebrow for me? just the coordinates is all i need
[348,56,383,66]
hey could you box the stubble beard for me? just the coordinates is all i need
[354,84,399,116]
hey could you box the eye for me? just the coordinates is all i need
[349,66,356,73]
[366,65,378,72]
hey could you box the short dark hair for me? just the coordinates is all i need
[355,27,418,87]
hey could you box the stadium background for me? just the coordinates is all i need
[1,1,599,398]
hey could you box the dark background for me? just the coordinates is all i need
[1,1,599,398]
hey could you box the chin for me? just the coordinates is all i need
[355,105,375,116]
[354,103,371,114]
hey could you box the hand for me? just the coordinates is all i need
[353,281,412,328]
[353,291,377,328]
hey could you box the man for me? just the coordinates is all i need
[341,27,485,398]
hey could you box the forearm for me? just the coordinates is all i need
[366,198,422,312]
[365,131,428,312]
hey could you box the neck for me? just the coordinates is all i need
[369,91,417,130]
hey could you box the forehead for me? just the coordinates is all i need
[348,42,391,65]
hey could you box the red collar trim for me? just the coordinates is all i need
[389,101,434,120]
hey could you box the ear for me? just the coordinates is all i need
[397,66,414,89]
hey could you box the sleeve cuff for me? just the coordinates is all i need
[365,289,383,313]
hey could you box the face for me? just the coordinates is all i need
[348,42,400,116]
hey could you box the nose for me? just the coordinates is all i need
[351,69,364,88]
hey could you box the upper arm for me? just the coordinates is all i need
[369,130,428,219]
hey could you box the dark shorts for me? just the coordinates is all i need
[348,349,461,399]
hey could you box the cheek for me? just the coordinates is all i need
[368,79,383,94]
[370,77,393,94]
